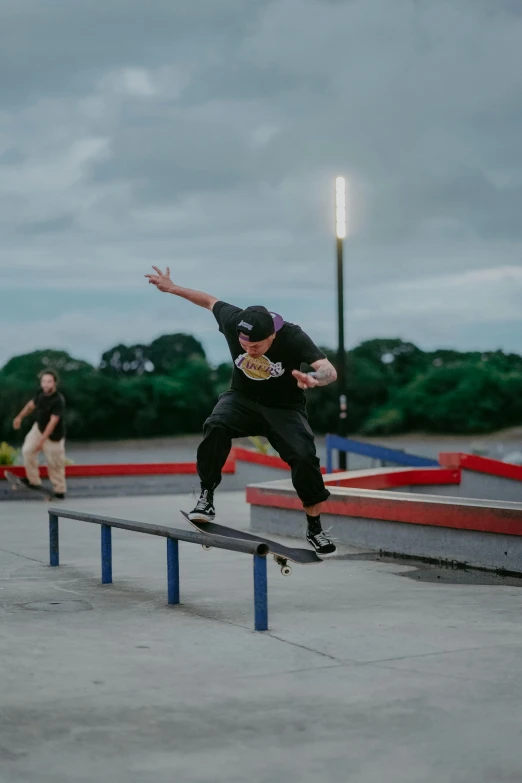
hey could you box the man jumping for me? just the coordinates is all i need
[146,266,337,557]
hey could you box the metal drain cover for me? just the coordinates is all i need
[22,600,92,612]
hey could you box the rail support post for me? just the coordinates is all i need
[167,538,180,605]
[253,554,268,631]
[101,524,112,584]
[49,513,59,567]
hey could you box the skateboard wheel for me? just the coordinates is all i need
[202,545,212,551]
[281,566,292,577]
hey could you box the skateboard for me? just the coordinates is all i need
[180,510,322,576]
[4,471,56,501]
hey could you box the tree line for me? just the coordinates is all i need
[1,335,521,443]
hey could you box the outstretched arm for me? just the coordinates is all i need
[13,399,36,430]
[145,266,218,311]
[292,358,337,389]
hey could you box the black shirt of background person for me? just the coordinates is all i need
[32,391,66,441]
[214,301,325,411]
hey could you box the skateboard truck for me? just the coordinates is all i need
[199,545,292,576]
[273,555,292,576]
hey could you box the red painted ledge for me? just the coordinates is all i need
[439,453,522,482]
[231,447,338,474]
[246,485,522,537]
[231,447,290,470]
[323,467,460,490]
[1,458,236,480]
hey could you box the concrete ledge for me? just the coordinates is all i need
[439,452,522,502]
[324,466,460,490]
[440,452,522,481]
[250,504,522,573]
[322,465,522,502]
[247,480,522,573]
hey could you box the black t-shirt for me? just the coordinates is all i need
[213,301,325,410]
[32,391,66,441]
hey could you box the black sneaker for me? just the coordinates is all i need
[54,493,66,500]
[306,527,337,558]
[20,477,43,490]
[188,488,216,523]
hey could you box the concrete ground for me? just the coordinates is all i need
[2,491,522,783]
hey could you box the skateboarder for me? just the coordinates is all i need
[146,266,337,557]
[12,370,67,498]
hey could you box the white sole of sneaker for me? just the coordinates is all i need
[307,543,337,558]
[317,550,337,559]
[187,513,215,523]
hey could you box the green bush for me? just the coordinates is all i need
[0,442,19,466]
[363,362,522,435]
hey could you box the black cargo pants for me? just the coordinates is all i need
[197,390,330,508]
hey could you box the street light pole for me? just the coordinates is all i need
[335,176,348,470]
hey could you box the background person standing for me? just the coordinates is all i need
[12,370,67,498]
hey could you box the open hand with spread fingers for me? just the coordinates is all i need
[292,370,319,389]
[145,266,174,293]
[292,360,337,389]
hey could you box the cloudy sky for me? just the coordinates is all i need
[1,0,521,368]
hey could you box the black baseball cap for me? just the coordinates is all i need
[236,305,284,342]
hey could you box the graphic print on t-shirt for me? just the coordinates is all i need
[213,300,325,408]
[235,353,285,381]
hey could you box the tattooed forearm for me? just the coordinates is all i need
[309,366,337,386]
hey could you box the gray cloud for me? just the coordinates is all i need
[17,215,76,236]
[1,0,265,102]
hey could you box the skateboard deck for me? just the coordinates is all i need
[4,471,56,501]
[180,510,322,575]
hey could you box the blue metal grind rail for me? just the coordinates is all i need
[325,433,439,474]
[48,508,270,632]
